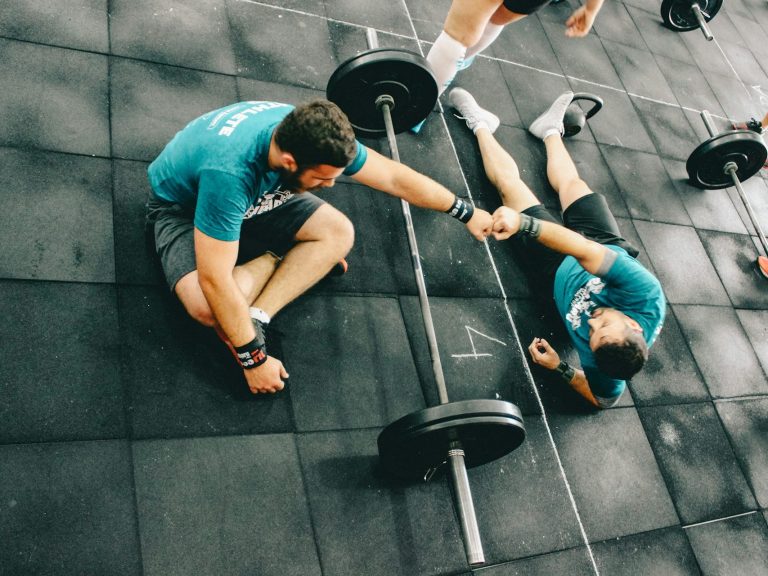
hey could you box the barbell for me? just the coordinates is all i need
[660,0,722,41]
[687,110,768,279]
[327,30,526,567]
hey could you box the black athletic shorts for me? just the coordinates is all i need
[503,0,552,15]
[146,190,325,291]
[513,193,640,285]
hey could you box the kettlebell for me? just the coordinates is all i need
[563,93,604,137]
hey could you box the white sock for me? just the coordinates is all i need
[466,23,504,59]
[426,31,467,95]
[249,307,271,324]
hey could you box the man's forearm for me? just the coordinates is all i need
[199,274,255,346]
[390,163,454,211]
[584,0,605,14]
[524,217,609,275]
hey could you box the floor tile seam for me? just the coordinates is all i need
[0,143,114,163]
[399,7,600,576]
[681,509,761,530]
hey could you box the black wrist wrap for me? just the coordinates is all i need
[555,360,575,383]
[235,319,268,369]
[517,213,542,238]
[447,196,475,224]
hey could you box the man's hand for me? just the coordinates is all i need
[565,5,598,37]
[466,208,493,240]
[491,206,521,240]
[527,337,561,370]
[244,356,289,394]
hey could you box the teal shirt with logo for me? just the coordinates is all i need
[553,245,665,399]
[147,101,367,241]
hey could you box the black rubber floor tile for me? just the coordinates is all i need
[633,220,728,305]
[655,54,725,115]
[714,40,768,87]
[614,216,654,272]
[119,285,293,439]
[625,5,692,64]
[726,176,768,238]
[723,13,768,62]
[0,440,141,576]
[0,147,115,283]
[736,309,768,377]
[0,39,109,156]
[249,0,325,16]
[638,402,756,524]
[592,0,647,51]
[491,15,563,74]
[673,304,768,398]
[682,30,741,80]
[662,158,748,235]
[705,71,756,124]
[506,297,610,414]
[706,11,748,47]
[467,416,587,564]
[549,407,678,541]
[228,1,335,90]
[134,434,321,576]
[297,428,467,576]
[628,306,710,407]
[399,296,534,413]
[324,0,413,36]
[109,0,236,74]
[592,526,701,576]
[110,57,238,162]
[542,20,622,89]
[631,97,699,162]
[0,280,125,443]
[473,546,594,575]
[236,76,324,103]
[685,512,768,576]
[279,295,426,432]
[575,82,655,153]
[698,229,768,308]
[600,147,692,225]
[568,139,631,218]
[0,0,108,52]
[308,182,415,295]
[604,40,676,103]
[716,397,768,509]
[328,20,422,65]
[485,239,537,300]
[113,158,165,286]
[446,56,523,130]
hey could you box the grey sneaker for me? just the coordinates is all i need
[448,87,500,134]
[529,91,574,140]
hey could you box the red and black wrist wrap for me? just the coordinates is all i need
[235,319,268,369]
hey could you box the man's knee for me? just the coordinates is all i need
[174,271,216,327]
[299,204,355,255]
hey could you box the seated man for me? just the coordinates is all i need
[147,99,492,395]
[449,88,665,408]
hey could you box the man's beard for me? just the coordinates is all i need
[278,166,309,193]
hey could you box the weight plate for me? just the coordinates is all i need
[326,48,438,137]
[686,130,767,189]
[377,399,526,480]
[661,0,722,31]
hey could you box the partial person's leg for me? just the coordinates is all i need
[543,135,594,211]
[476,129,541,212]
[427,0,502,93]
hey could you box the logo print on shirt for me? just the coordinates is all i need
[565,277,605,329]
[243,188,293,220]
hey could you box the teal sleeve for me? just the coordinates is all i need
[343,141,368,176]
[194,170,250,241]
[583,364,625,399]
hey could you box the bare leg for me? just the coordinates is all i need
[475,127,540,212]
[443,0,505,46]
[543,134,593,211]
[175,203,353,325]
[762,111,768,129]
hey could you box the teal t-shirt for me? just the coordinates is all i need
[147,101,368,241]
[553,245,665,399]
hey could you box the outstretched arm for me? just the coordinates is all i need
[492,206,612,275]
[350,147,493,240]
[527,337,601,408]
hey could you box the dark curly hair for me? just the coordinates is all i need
[593,326,648,380]
[274,100,357,169]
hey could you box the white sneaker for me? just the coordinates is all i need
[528,91,574,140]
[448,87,500,134]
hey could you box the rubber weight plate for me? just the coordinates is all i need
[686,130,767,189]
[378,399,526,481]
[326,48,438,137]
[661,0,722,31]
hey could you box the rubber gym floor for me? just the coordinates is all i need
[2,1,768,575]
